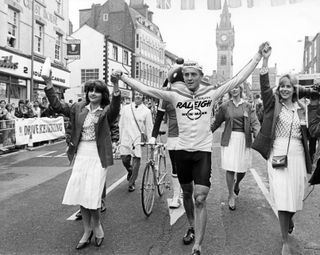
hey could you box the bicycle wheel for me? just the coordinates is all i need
[141,162,156,217]
[157,154,168,196]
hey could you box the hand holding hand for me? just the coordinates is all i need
[111,70,123,82]
[149,137,156,145]
[258,42,272,57]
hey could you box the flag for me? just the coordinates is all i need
[247,0,254,7]
[270,0,287,6]
[181,0,195,10]
[156,0,171,9]
[228,0,242,8]
[207,0,221,10]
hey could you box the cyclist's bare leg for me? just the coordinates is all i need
[180,183,194,227]
[193,184,210,252]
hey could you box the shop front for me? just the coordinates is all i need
[0,48,70,105]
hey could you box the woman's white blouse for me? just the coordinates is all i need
[81,104,103,141]
[275,103,302,140]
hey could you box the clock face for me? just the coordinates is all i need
[221,34,227,41]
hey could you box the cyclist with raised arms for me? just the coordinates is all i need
[112,42,270,255]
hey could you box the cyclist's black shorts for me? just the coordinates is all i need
[175,150,211,187]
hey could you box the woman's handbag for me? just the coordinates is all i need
[271,112,294,169]
[131,104,147,143]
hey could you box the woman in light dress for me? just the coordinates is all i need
[42,73,120,250]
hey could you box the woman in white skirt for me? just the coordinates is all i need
[42,73,121,250]
[252,46,313,255]
[211,84,260,210]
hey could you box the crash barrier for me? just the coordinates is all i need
[0,117,66,151]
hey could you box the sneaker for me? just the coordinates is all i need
[169,197,181,209]
[128,183,135,192]
[183,227,195,245]
[192,249,201,255]
[127,170,132,181]
[75,210,82,221]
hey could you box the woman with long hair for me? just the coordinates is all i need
[252,46,313,255]
[42,73,120,250]
[211,84,260,210]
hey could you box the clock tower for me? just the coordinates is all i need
[216,0,235,83]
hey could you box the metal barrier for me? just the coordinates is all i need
[0,119,15,150]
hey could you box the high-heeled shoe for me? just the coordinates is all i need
[94,223,104,247]
[76,231,93,250]
[228,197,236,211]
[288,220,294,234]
[95,236,104,247]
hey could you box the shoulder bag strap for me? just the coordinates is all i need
[286,111,295,155]
[131,104,142,133]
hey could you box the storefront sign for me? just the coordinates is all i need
[0,56,18,70]
[66,39,81,60]
[0,49,70,88]
[15,116,65,145]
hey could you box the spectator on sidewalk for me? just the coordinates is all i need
[15,100,32,118]
[32,101,41,118]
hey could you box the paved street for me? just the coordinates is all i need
[0,131,320,255]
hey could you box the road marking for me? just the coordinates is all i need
[0,140,65,158]
[67,174,127,220]
[167,199,185,225]
[55,153,67,157]
[37,151,57,157]
[249,168,278,218]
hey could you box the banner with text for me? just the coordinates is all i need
[15,117,65,145]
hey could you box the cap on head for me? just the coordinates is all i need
[182,61,203,74]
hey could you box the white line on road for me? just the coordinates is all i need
[67,174,127,220]
[249,168,278,218]
[37,151,57,157]
[55,153,67,157]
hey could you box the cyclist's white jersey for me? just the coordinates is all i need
[122,53,261,152]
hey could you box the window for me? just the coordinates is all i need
[123,50,129,65]
[112,46,118,61]
[136,34,139,48]
[103,13,108,21]
[34,22,44,54]
[135,62,140,79]
[55,33,62,61]
[7,7,19,48]
[81,69,99,83]
[56,0,63,15]
[220,55,227,66]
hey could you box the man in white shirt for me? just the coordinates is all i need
[119,91,153,192]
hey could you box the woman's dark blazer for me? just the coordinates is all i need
[45,87,121,168]
[211,100,260,148]
[252,73,312,174]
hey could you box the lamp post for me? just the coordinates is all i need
[30,0,35,101]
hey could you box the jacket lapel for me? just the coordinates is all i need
[78,106,89,128]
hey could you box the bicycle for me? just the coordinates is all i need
[140,141,170,217]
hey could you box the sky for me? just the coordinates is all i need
[68,0,320,76]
